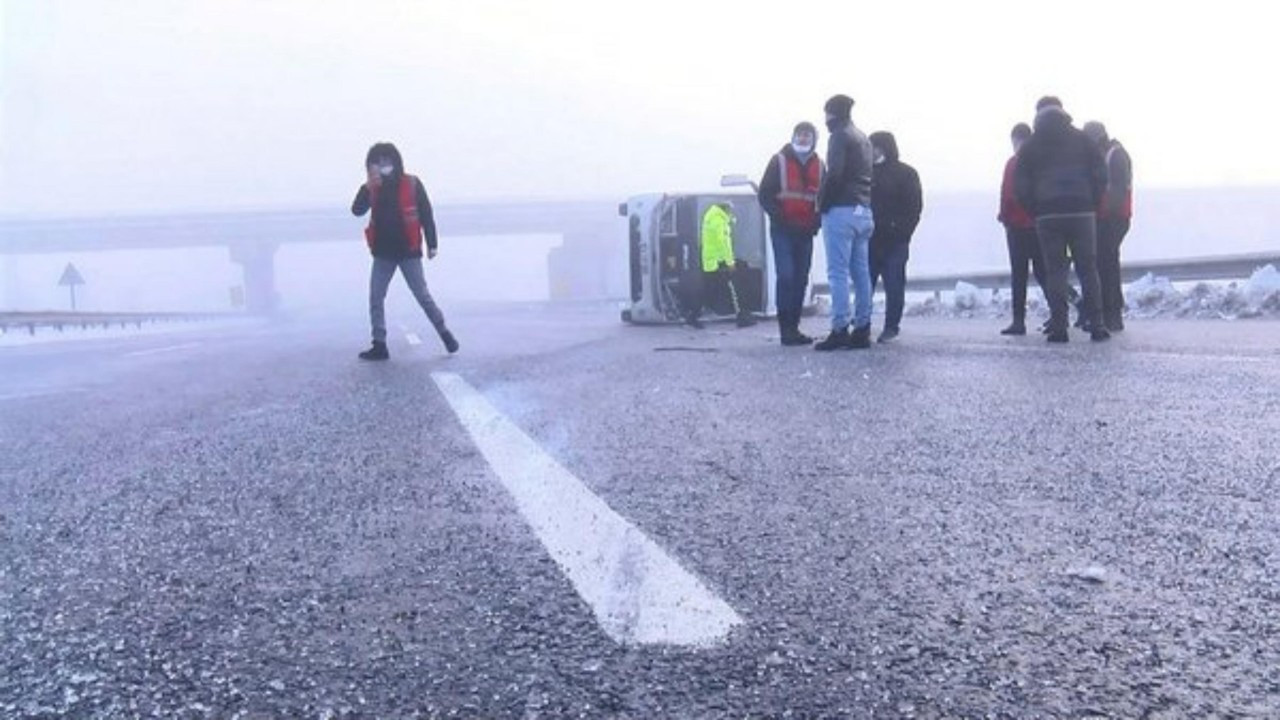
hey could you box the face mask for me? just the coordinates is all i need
[378,164,394,177]
[873,151,886,165]
[792,141,814,156]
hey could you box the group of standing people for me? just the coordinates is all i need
[1000,96,1133,341]
[759,94,923,350]
[758,93,1131,350]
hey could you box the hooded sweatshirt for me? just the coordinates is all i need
[1013,107,1107,217]
[351,143,439,259]
[868,132,923,244]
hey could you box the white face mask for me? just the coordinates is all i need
[873,150,886,165]
[792,141,814,156]
[378,164,394,177]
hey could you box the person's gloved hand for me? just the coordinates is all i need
[428,248,439,260]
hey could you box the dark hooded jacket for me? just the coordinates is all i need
[1013,108,1106,216]
[869,132,923,245]
[817,104,873,212]
[351,142,439,259]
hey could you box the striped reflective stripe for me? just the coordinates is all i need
[777,153,818,201]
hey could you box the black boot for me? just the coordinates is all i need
[736,312,757,328]
[849,324,872,349]
[779,312,812,346]
[1001,320,1027,336]
[440,330,459,354]
[814,326,850,351]
[359,340,390,361]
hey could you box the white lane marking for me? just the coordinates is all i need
[0,388,88,401]
[431,371,742,647]
[124,342,202,358]
[405,333,422,346]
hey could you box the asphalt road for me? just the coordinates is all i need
[2,304,1278,718]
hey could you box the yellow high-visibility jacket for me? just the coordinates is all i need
[700,205,735,272]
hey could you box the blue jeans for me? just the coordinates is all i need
[821,206,875,330]
[369,256,448,342]
[769,225,814,323]
[869,240,909,332]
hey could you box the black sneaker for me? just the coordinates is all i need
[814,327,850,351]
[736,314,758,328]
[1090,327,1112,342]
[849,325,872,349]
[1046,330,1069,344]
[781,331,814,347]
[1001,322,1027,336]
[685,316,705,330]
[441,330,460,354]
[876,327,899,343]
[1105,318,1125,332]
[359,341,390,361]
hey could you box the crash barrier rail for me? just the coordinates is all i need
[810,251,1280,299]
[0,311,240,336]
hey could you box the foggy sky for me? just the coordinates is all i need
[2,0,1277,218]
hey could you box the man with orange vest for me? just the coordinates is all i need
[758,122,824,346]
[351,142,458,360]
[1083,121,1133,332]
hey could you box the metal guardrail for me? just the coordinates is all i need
[811,251,1280,298]
[0,311,237,336]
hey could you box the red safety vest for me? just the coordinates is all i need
[365,174,423,253]
[776,152,823,228]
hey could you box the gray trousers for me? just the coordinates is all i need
[1037,213,1103,333]
[369,256,447,343]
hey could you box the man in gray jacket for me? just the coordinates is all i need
[814,94,876,351]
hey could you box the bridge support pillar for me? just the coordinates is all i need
[229,242,279,314]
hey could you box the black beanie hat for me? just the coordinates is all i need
[824,94,855,119]
[1035,95,1063,112]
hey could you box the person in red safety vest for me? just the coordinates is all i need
[351,142,458,360]
[758,122,825,345]
[1083,120,1134,332]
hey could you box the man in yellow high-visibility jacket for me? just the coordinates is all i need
[686,202,756,329]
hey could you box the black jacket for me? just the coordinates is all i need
[757,145,824,237]
[868,132,922,245]
[1014,108,1106,216]
[351,174,438,259]
[817,119,873,212]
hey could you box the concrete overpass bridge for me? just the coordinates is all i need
[0,200,625,312]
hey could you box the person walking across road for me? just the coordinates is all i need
[351,142,458,360]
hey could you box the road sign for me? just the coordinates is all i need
[58,263,85,310]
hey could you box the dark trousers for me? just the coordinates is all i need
[1037,213,1103,333]
[869,240,909,332]
[1097,218,1131,325]
[1004,226,1047,324]
[770,225,814,330]
[686,266,745,320]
